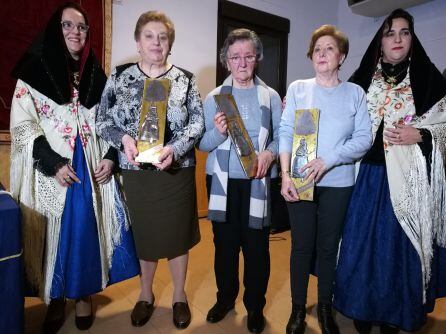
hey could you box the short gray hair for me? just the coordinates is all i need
[219,28,263,69]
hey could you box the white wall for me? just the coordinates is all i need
[111,0,340,96]
[111,0,446,96]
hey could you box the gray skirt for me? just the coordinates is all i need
[121,167,200,261]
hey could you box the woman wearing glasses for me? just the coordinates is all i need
[198,28,282,333]
[97,10,204,330]
[10,3,139,333]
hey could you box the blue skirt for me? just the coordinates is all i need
[334,163,446,332]
[50,135,139,299]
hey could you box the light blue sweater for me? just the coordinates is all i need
[279,78,372,187]
[199,86,282,179]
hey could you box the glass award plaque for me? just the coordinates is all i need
[291,108,320,201]
[135,78,170,164]
[214,94,257,178]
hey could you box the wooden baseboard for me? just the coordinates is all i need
[0,130,11,190]
[0,130,11,144]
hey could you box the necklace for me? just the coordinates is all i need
[72,72,80,87]
[380,64,408,86]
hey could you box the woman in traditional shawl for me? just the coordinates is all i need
[10,2,139,332]
[334,8,446,334]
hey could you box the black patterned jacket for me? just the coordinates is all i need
[96,63,204,170]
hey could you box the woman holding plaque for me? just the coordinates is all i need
[9,2,139,332]
[334,9,446,333]
[199,28,282,333]
[96,11,204,330]
[278,25,372,334]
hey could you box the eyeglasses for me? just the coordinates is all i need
[228,55,257,64]
[61,20,89,33]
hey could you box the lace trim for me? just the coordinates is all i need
[11,122,43,151]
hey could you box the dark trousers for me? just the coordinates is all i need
[207,175,270,312]
[287,186,352,305]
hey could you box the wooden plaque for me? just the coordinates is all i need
[136,79,170,164]
[291,108,320,201]
[214,94,257,178]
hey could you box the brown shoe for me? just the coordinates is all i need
[131,300,155,327]
[173,302,191,329]
[42,298,66,334]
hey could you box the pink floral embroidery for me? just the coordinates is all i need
[40,104,51,115]
[80,133,88,147]
[404,114,413,123]
[68,136,76,150]
[63,126,73,134]
[15,87,27,98]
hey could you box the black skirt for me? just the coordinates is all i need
[121,167,200,260]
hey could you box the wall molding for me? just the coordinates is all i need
[0,130,11,145]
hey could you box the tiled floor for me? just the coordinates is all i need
[25,219,446,334]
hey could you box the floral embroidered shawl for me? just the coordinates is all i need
[367,63,446,300]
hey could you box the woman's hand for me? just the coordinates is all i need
[122,134,140,167]
[153,145,174,171]
[94,159,114,184]
[281,173,299,202]
[55,164,80,187]
[301,158,327,183]
[214,112,228,135]
[384,124,422,145]
[255,150,275,179]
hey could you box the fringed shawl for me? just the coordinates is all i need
[9,3,118,303]
[350,11,446,301]
[10,80,127,303]
[208,75,272,229]
[366,65,446,300]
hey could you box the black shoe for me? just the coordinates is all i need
[354,319,372,334]
[286,304,306,334]
[247,311,265,333]
[131,299,155,327]
[206,302,235,323]
[75,297,93,330]
[42,298,66,334]
[173,302,191,329]
[317,303,340,334]
[380,324,400,334]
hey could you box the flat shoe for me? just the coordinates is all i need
[206,302,234,323]
[131,300,155,327]
[173,302,191,329]
[42,298,66,334]
[75,297,93,330]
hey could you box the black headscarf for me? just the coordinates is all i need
[349,8,446,116]
[11,2,106,108]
